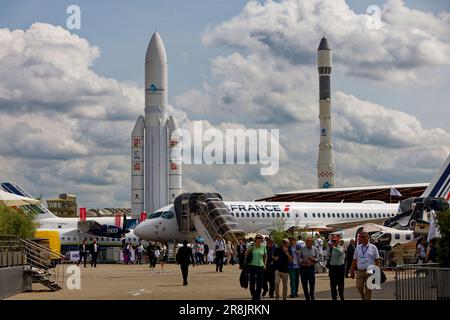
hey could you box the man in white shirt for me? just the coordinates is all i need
[214,235,226,272]
[350,232,380,300]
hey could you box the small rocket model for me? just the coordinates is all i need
[131,32,182,218]
[317,37,335,189]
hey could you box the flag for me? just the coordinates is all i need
[390,187,402,197]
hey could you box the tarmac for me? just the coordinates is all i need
[7,263,397,300]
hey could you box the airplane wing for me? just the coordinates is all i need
[326,218,387,230]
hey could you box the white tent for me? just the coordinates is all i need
[0,190,40,207]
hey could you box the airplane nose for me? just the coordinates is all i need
[134,220,150,239]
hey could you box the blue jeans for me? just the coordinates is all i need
[248,265,264,300]
[300,266,316,300]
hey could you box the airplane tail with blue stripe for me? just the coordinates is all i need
[0,182,57,220]
[421,154,450,201]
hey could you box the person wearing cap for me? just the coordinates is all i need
[245,234,267,301]
[299,237,319,300]
[350,232,380,300]
[328,235,346,300]
[272,238,292,300]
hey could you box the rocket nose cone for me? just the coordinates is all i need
[146,32,167,65]
[318,37,331,51]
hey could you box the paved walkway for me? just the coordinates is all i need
[8,263,396,300]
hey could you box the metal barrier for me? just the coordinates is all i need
[394,264,450,300]
[0,235,24,268]
[379,249,417,268]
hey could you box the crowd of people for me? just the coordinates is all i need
[76,231,439,301]
[236,232,382,301]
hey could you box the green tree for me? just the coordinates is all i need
[436,209,450,267]
[0,206,36,238]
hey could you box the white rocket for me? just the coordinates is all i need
[317,37,335,188]
[131,32,182,218]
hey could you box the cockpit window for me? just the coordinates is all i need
[149,212,163,219]
[161,211,174,219]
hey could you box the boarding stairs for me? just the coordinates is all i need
[175,193,245,246]
[20,239,65,291]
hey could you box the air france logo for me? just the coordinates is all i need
[148,83,164,94]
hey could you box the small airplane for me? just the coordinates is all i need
[0,182,142,247]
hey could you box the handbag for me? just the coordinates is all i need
[245,244,253,265]
[380,269,387,284]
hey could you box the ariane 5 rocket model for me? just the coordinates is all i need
[317,37,335,189]
[131,32,182,218]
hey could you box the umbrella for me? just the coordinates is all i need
[0,190,40,207]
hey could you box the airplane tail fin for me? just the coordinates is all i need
[0,182,57,220]
[421,154,450,201]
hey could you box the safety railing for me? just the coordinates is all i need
[394,264,450,300]
[20,239,66,291]
[196,196,245,245]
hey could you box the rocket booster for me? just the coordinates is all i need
[131,115,145,216]
[168,115,182,204]
[317,37,335,189]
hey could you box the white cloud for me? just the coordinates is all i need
[203,0,450,85]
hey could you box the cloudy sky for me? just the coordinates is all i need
[0,0,449,209]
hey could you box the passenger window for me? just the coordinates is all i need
[364,213,368,218]
[287,213,290,218]
[256,213,260,218]
[304,213,308,218]
[312,213,316,218]
[261,213,265,218]
[395,234,400,240]
[369,213,373,218]
[317,213,321,218]
[332,213,335,218]
[295,214,299,218]
[383,213,386,218]
[351,213,354,218]
[272,213,275,218]
[246,213,250,218]
[281,212,285,218]
[277,212,280,218]
[337,213,340,218]
[406,234,411,240]
[251,213,255,218]
[327,213,331,218]
[346,213,349,218]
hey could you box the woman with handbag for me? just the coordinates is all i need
[245,234,267,301]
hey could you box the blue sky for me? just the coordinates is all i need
[0,0,449,207]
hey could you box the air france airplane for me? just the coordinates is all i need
[134,154,450,242]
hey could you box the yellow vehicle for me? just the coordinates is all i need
[33,230,61,260]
